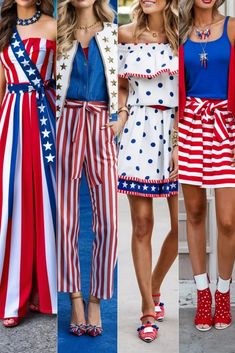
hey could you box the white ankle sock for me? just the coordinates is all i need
[194,273,208,291]
[217,276,230,294]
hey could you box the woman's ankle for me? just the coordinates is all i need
[152,291,161,303]
[141,311,156,324]
[70,293,86,324]
[89,295,100,304]
[141,301,155,317]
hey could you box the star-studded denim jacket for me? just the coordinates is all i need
[56,22,118,120]
[66,38,109,102]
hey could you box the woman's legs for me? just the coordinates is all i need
[151,195,178,295]
[84,112,118,326]
[86,175,117,326]
[70,291,86,326]
[214,188,235,328]
[215,188,235,280]
[182,184,210,330]
[57,107,85,325]
[128,195,155,323]
[182,185,207,275]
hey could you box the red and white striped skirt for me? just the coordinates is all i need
[179,97,235,188]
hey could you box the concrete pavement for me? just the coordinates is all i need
[0,313,57,353]
[118,194,179,353]
[179,308,235,353]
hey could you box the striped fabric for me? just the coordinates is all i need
[57,99,117,299]
[179,97,235,188]
[0,38,57,319]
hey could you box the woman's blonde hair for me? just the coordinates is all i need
[180,0,225,44]
[57,0,115,56]
[131,0,179,55]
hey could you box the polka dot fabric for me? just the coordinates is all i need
[118,44,178,197]
[214,290,232,326]
[119,43,178,79]
[119,43,178,109]
[194,288,213,327]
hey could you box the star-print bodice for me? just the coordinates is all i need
[118,43,178,108]
[0,37,55,84]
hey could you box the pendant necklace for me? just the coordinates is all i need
[193,21,211,68]
[194,17,225,68]
[194,23,210,68]
[146,20,164,39]
[193,22,211,69]
[194,26,211,40]
[194,17,224,40]
[199,41,208,69]
[16,10,41,26]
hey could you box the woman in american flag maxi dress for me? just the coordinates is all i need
[179,0,235,332]
[0,0,57,327]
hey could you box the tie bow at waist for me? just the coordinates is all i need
[186,98,233,142]
[64,100,108,180]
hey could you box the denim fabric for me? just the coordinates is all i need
[67,38,109,102]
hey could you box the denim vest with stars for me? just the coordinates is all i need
[56,22,118,120]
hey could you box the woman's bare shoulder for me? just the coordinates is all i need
[118,22,136,43]
[41,15,57,38]
[228,17,235,43]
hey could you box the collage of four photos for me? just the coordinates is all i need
[0,0,235,352]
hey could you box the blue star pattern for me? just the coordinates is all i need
[118,178,178,197]
[117,43,178,197]
[10,27,56,168]
[16,10,41,26]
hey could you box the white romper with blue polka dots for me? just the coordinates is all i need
[118,43,178,198]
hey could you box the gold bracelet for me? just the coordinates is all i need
[118,106,129,115]
[172,127,178,148]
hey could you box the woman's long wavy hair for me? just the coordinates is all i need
[131,0,178,55]
[180,0,225,44]
[0,0,54,52]
[57,0,115,57]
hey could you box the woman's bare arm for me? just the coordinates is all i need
[228,17,235,45]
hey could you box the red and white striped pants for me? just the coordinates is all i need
[57,100,118,299]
